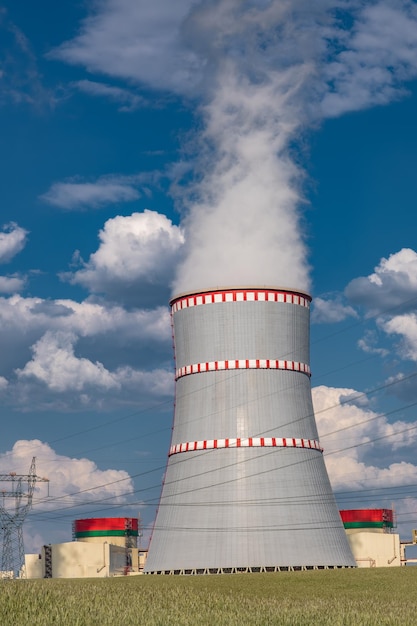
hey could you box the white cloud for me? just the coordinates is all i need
[68,211,184,305]
[0,293,173,409]
[0,439,133,504]
[321,1,417,117]
[345,248,417,314]
[357,335,389,357]
[49,0,201,94]
[16,330,120,392]
[74,79,146,111]
[0,294,170,342]
[312,296,358,323]
[15,330,174,400]
[344,248,417,365]
[0,222,28,263]
[0,275,26,293]
[40,178,140,210]
[383,313,417,361]
[313,385,417,493]
[50,1,417,117]
[10,368,173,412]
[310,385,417,535]
[383,372,417,404]
[108,365,174,397]
[0,439,135,549]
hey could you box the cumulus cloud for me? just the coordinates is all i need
[10,366,173,412]
[312,296,358,324]
[68,211,184,306]
[74,79,146,111]
[0,275,26,293]
[40,178,140,210]
[345,248,417,315]
[0,222,28,263]
[343,248,417,369]
[0,293,173,409]
[0,439,133,503]
[382,313,417,361]
[313,385,417,490]
[0,439,135,549]
[15,330,173,403]
[311,384,417,534]
[0,293,170,343]
[16,330,120,392]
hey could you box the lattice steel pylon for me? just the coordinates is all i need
[0,457,49,579]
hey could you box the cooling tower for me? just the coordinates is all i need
[145,287,355,574]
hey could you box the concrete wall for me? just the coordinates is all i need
[346,531,401,567]
[39,542,127,578]
[25,542,147,579]
[75,535,137,548]
[25,553,43,579]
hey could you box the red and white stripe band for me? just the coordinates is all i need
[171,289,311,313]
[175,359,311,380]
[169,437,323,456]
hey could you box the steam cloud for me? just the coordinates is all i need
[171,0,417,296]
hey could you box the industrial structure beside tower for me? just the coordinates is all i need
[25,517,147,579]
[21,510,417,578]
[144,287,356,573]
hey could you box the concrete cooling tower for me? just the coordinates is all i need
[145,287,355,574]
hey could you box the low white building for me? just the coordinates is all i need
[25,516,148,578]
[345,530,401,568]
[26,542,131,579]
[341,508,416,568]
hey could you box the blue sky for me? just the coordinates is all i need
[1,0,417,553]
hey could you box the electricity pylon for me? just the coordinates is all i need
[0,457,49,578]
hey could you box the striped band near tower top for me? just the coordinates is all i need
[170,288,311,313]
[169,437,323,456]
[175,359,311,380]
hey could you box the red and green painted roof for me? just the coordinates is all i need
[74,517,139,538]
[339,509,394,529]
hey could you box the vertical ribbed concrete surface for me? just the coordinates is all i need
[145,288,355,573]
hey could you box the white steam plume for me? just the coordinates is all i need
[173,1,314,295]
[174,61,310,294]
[172,0,417,296]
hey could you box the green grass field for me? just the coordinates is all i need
[0,568,415,626]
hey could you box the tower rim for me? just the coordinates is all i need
[170,286,312,306]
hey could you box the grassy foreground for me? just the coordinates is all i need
[0,568,415,626]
